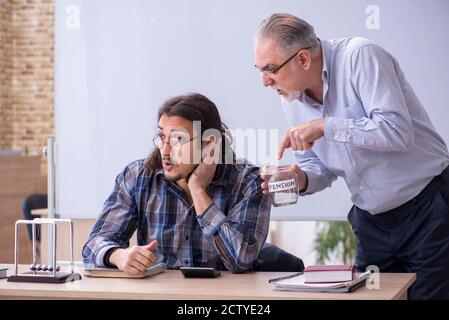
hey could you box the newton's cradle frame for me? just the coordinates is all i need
[7,218,81,284]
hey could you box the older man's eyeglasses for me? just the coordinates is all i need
[153,133,196,149]
[256,46,312,76]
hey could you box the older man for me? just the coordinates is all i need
[255,13,449,299]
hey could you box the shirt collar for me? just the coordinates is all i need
[296,38,331,107]
[320,38,331,83]
[320,38,333,105]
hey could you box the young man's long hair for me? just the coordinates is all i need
[145,93,235,174]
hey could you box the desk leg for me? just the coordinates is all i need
[397,291,408,300]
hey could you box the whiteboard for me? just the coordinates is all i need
[55,0,449,220]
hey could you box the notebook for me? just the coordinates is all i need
[83,262,167,279]
[269,271,370,293]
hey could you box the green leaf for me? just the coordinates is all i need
[313,221,356,265]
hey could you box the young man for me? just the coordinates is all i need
[83,93,270,274]
[255,13,449,299]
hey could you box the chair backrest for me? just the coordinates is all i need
[21,194,47,241]
[252,242,305,272]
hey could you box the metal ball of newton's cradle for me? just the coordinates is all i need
[29,264,60,272]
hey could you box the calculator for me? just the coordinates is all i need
[180,266,221,278]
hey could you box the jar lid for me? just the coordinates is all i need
[261,164,292,175]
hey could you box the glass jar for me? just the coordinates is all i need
[263,165,299,207]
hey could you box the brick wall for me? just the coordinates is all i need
[0,0,54,156]
[0,1,13,150]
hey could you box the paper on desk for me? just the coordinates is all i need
[270,272,370,293]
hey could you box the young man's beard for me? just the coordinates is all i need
[162,161,194,183]
[164,168,198,183]
[164,173,183,182]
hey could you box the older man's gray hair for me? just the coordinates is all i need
[255,13,320,54]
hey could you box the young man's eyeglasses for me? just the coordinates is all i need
[256,46,312,76]
[153,133,197,149]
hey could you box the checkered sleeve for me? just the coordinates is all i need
[82,162,140,267]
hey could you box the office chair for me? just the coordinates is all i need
[21,194,48,256]
[252,242,305,272]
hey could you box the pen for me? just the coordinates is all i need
[268,271,303,283]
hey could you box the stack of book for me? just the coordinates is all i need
[0,266,7,280]
[304,265,355,283]
[270,265,369,293]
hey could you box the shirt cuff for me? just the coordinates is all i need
[103,247,118,268]
[300,169,319,195]
[196,203,227,237]
[96,244,121,267]
[324,117,349,143]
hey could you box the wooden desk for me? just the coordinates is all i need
[0,265,415,300]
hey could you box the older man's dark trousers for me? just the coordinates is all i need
[348,166,449,300]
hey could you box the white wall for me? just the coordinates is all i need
[269,221,317,266]
[54,0,449,263]
[55,0,449,222]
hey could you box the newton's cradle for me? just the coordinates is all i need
[7,218,81,284]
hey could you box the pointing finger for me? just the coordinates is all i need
[278,132,291,160]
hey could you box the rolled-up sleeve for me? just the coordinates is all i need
[196,171,271,273]
[82,165,138,268]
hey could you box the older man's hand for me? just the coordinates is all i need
[278,118,325,159]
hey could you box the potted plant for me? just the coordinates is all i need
[313,221,356,265]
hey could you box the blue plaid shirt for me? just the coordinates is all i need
[82,159,271,273]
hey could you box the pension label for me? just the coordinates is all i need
[268,179,296,193]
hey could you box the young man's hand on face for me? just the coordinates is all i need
[186,138,220,215]
[108,240,158,275]
[187,138,219,192]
